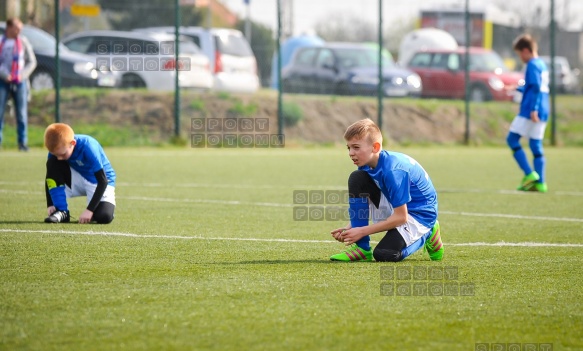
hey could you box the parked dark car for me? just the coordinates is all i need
[407,47,523,102]
[0,23,116,90]
[282,43,422,97]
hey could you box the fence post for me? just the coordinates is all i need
[277,0,283,137]
[464,0,470,145]
[377,0,383,131]
[174,0,181,138]
[550,0,557,146]
[55,0,61,122]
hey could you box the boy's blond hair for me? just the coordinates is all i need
[44,123,75,153]
[513,34,537,53]
[344,119,382,145]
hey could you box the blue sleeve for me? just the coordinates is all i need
[527,63,542,112]
[384,169,411,208]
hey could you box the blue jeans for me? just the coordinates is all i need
[0,80,28,146]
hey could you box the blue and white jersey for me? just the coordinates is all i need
[49,135,116,186]
[358,150,437,228]
[518,57,550,122]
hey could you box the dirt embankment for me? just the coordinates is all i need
[28,90,579,146]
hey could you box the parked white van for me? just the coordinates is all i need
[135,27,260,93]
[63,30,213,91]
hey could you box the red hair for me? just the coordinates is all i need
[44,123,75,153]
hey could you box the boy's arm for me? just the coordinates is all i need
[340,205,408,245]
[86,169,109,212]
[20,36,37,80]
[526,63,543,115]
[359,204,407,236]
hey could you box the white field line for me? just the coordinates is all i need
[1,229,583,247]
[3,181,583,195]
[438,211,583,223]
[0,181,340,190]
[122,195,293,208]
[121,195,583,223]
[1,188,583,223]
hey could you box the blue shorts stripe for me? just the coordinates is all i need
[400,230,432,260]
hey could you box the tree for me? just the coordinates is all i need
[384,17,417,60]
[312,11,416,60]
[96,0,204,30]
[314,12,376,43]
[236,20,275,87]
[492,0,581,31]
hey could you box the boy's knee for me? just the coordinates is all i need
[92,202,115,224]
[46,157,71,185]
[373,248,403,262]
[348,170,373,196]
[92,212,114,224]
[506,132,521,149]
[529,139,544,157]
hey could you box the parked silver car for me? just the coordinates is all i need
[62,30,213,91]
[540,56,580,94]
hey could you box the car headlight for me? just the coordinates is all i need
[73,62,98,79]
[406,74,422,89]
[351,76,379,85]
[488,77,505,91]
[391,77,404,85]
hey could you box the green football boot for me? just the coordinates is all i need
[330,244,373,262]
[425,220,444,261]
[517,171,540,191]
[530,182,548,193]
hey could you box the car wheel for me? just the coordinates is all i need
[121,74,146,89]
[30,70,55,91]
[469,85,490,102]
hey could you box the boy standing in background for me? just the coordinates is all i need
[507,34,550,193]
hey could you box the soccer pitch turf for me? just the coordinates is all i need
[1,146,582,351]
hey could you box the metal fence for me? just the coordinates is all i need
[2,0,582,147]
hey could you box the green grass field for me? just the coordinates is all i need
[1,146,582,351]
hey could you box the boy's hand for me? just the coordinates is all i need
[340,227,367,246]
[47,206,56,216]
[331,226,350,242]
[530,111,540,123]
[79,209,93,224]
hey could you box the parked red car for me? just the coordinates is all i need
[407,47,523,102]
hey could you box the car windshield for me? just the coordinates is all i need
[215,33,253,56]
[179,40,200,55]
[540,57,565,71]
[21,26,67,52]
[334,48,394,69]
[468,52,508,73]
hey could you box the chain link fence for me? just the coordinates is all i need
[2,0,582,148]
